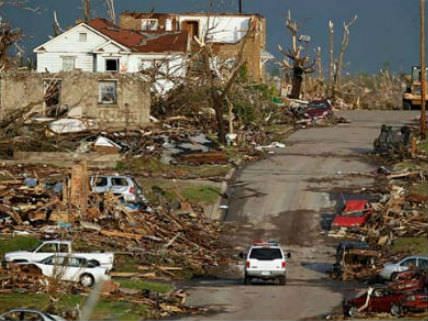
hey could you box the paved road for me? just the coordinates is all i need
[184,111,418,320]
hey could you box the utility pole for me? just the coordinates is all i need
[420,0,426,138]
[239,0,243,13]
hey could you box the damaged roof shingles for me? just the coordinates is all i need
[88,18,188,53]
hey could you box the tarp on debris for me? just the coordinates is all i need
[48,118,88,134]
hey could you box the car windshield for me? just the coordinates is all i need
[308,101,329,109]
[250,248,282,260]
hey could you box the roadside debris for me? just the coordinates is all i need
[327,127,428,319]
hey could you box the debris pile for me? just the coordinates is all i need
[0,162,229,319]
[327,131,428,319]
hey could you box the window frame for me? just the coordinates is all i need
[61,56,76,71]
[98,80,118,105]
[141,18,159,31]
[111,177,129,187]
[105,58,120,72]
[79,32,88,42]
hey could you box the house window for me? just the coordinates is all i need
[99,81,117,105]
[141,19,159,31]
[105,58,119,72]
[165,19,173,31]
[79,32,87,42]
[62,56,75,71]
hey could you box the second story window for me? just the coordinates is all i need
[79,32,87,42]
[141,19,159,31]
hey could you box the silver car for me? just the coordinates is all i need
[379,255,428,280]
[0,309,66,321]
[90,175,146,203]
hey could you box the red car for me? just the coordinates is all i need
[343,287,406,316]
[305,100,332,119]
[392,292,428,316]
[389,270,427,292]
[332,200,372,228]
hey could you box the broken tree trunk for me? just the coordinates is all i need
[70,160,89,217]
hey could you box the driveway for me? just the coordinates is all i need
[184,111,418,320]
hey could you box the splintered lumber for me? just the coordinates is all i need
[70,160,89,216]
[100,229,143,241]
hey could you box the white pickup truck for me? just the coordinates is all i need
[243,241,290,285]
[4,240,114,271]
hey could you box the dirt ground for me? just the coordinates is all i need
[182,111,418,321]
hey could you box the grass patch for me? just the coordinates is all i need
[418,139,428,154]
[0,293,80,313]
[391,237,428,255]
[116,157,231,179]
[182,186,221,204]
[116,278,173,294]
[409,182,428,196]
[136,178,222,206]
[0,235,40,258]
[114,255,141,273]
[0,292,149,321]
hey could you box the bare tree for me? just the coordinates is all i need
[104,0,116,24]
[315,47,323,81]
[82,0,91,22]
[328,20,335,97]
[52,11,64,37]
[193,18,255,144]
[278,10,315,99]
[335,15,358,86]
[0,21,22,70]
[0,0,39,70]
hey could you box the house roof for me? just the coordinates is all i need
[88,18,188,53]
[121,12,264,19]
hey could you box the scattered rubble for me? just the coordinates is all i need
[327,124,428,319]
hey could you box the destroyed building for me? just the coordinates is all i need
[0,71,150,127]
[119,12,271,82]
[33,13,271,88]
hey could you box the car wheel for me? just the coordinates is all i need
[244,274,251,285]
[347,306,358,318]
[278,276,286,285]
[390,272,399,281]
[390,304,402,317]
[80,273,95,287]
[403,100,413,110]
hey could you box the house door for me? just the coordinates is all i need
[43,79,62,117]
[182,21,199,39]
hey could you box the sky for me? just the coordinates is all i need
[1,0,422,74]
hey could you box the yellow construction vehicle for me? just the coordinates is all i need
[403,66,428,110]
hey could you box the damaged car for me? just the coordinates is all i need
[343,287,406,317]
[391,292,428,316]
[388,270,427,292]
[332,199,372,228]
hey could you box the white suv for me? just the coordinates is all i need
[90,175,146,203]
[242,241,290,285]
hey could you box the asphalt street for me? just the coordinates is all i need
[184,111,418,320]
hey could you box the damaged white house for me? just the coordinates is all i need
[34,12,272,93]
[34,18,188,94]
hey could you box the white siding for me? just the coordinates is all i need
[128,54,187,94]
[38,25,108,53]
[178,15,250,43]
[37,52,94,73]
